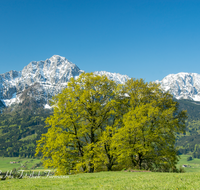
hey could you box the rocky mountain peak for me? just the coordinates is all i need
[158,72,200,101]
[2,55,200,108]
[94,71,130,84]
[0,55,129,107]
[49,55,67,62]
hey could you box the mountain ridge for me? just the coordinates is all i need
[1,55,200,107]
[1,55,200,158]
[156,72,200,101]
[0,55,130,107]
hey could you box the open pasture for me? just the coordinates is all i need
[177,155,200,172]
[0,157,43,171]
[0,155,200,189]
[1,154,200,172]
[1,171,200,190]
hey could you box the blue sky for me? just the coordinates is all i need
[1,0,200,82]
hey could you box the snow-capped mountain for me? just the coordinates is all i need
[94,71,130,84]
[0,55,85,107]
[156,72,200,101]
[1,55,200,108]
[0,55,130,107]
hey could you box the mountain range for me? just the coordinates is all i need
[1,55,200,108]
[156,73,200,101]
[1,55,200,158]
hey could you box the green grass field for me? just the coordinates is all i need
[177,155,200,172]
[1,171,200,190]
[0,155,200,189]
[0,157,43,172]
[1,155,199,172]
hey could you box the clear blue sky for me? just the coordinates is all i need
[1,0,200,82]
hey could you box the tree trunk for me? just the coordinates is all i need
[138,153,143,169]
[106,163,113,171]
[89,162,94,173]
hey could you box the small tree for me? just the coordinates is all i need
[187,156,193,161]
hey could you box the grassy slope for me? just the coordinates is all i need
[1,171,200,190]
[0,155,200,189]
[1,155,200,172]
[0,157,43,171]
[177,155,200,172]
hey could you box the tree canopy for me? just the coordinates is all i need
[35,73,187,174]
[113,79,186,172]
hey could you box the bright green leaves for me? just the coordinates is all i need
[36,73,121,174]
[112,78,187,171]
[36,74,187,174]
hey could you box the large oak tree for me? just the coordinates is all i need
[112,79,187,172]
[35,73,122,174]
[36,74,187,174]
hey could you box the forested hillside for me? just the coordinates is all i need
[0,96,52,157]
[176,99,200,157]
[0,97,200,158]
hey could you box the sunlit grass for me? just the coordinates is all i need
[0,157,42,171]
[1,171,200,190]
[177,155,200,172]
[1,155,200,189]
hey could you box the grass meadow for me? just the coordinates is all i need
[0,155,200,189]
[1,171,200,190]
[0,157,43,171]
[177,155,200,172]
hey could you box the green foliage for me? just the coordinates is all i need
[175,100,200,156]
[177,99,200,121]
[187,156,193,161]
[0,98,52,157]
[36,73,122,174]
[112,79,186,172]
[36,73,186,174]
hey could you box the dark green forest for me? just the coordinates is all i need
[0,97,52,157]
[0,97,200,158]
[176,99,200,158]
